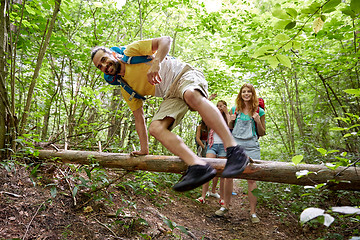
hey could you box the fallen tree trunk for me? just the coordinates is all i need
[37,150,360,191]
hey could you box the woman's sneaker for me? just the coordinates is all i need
[195,197,205,204]
[250,213,260,223]
[173,164,217,192]
[222,145,249,178]
[215,207,229,217]
[208,192,220,199]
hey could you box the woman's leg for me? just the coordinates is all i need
[247,180,257,214]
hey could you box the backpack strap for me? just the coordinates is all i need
[104,74,146,101]
[110,46,153,64]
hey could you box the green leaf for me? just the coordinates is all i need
[272,8,291,20]
[163,218,175,230]
[251,45,275,58]
[276,54,292,68]
[344,88,360,96]
[267,56,279,69]
[322,0,341,12]
[274,33,291,42]
[292,41,301,50]
[351,0,360,14]
[292,155,303,165]
[341,7,357,18]
[176,225,188,234]
[274,20,292,30]
[329,127,346,131]
[72,186,78,198]
[285,8,297,18]
[285,21,296,29]
[315,147,327,156]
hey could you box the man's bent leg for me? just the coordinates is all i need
[149,117,216,192]
[183,89,236,149]
[183,89,249,178]
[149,117,203,166]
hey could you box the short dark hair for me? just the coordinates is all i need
[90,46,112,60]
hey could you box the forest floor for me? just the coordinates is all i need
[0,161,346,240]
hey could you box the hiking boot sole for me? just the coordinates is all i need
[173,168,217,192]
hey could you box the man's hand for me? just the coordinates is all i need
[147,59,162,85]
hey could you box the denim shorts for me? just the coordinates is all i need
[206,143,226,157]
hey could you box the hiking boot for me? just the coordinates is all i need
[173,164,217,192]
[222,145,249,178]
[215,207,229,217]
[250,213,260,223]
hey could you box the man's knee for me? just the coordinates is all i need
[183,89,205,108]
[149,121,162,137]
[149,118,174,137]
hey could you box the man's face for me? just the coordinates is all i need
[93,50,120,75]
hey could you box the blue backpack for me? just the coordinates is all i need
[103,46,153,101]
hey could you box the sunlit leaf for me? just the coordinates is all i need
[285,8,297,18]
[292,41,301,50]
[344,88,360,96]
[315,147,327,156]
[267,56,279,69]
[322,0,341,12]
[292,155,303,165]
[313,17,324,34]
[272,8,291,20]
[276,54,291,68]
[274,20,292,29]
[93,2,103,8]
[274,33,291,42]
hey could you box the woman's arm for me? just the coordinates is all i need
[195,125,205,149]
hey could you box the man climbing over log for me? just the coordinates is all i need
[90,36,249,192]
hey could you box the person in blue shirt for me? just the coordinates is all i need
[215,83,265,224]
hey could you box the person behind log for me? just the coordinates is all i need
[215,83,265,224]
[195,100,230,203]
[91,36,249,192]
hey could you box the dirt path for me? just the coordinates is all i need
[0,165,309,240]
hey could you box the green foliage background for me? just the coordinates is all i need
[0,0,359,238]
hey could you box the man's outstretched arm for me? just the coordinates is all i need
[147,36,172,85]
[132,107,149,155]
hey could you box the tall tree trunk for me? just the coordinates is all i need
[0,0,7,149]
[19,0,61,134]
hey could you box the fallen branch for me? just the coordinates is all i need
[37,150,360,191]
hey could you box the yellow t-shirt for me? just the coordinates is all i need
[121,39,156,111]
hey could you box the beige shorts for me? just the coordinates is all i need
[152,69,208,130]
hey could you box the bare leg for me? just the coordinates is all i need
[183,90,236,148]
[223,178,233,209]
[201,182,210,199]
[149,117,204,166]
[211,177,219,193]
[248,180,257,214]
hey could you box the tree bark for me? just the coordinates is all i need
[19,0,61,134]
[37,150,360,191]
